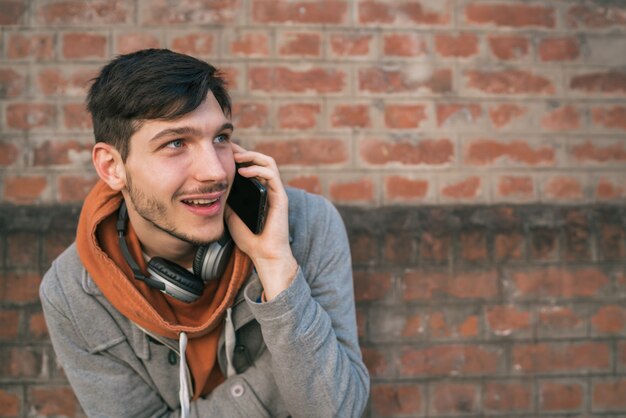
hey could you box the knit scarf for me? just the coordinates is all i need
[76,180,251,398]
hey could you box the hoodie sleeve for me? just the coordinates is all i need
[243,190,370,418]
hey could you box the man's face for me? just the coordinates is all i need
[121,93,235,247]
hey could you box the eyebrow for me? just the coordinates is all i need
[149,122,234,143]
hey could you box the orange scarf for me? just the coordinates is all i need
[76,180,251,398]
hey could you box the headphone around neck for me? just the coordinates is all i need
[116,201,234,303]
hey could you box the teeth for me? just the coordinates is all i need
[185,198,218,205]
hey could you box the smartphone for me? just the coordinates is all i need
[227,169,268,234]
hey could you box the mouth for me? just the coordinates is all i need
[181,197,220,208]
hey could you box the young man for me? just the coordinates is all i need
[40,49,369,417]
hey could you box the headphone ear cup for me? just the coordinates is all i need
[147,257,203,303]
[193,233,234,282]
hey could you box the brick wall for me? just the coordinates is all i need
[1,0,626,205]
[1,0,626,417]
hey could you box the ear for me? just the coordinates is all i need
[92,142,126,191]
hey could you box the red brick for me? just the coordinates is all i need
[0,141,19,167]
[250,66,345,94]
[571,140,626,164]
[567,4,626,29]
[278,32,321,57]
[141,0,238,24]
[420,230,451,262]
[458,315,480,337]
[596,177,626,200]
[540,381,583,411]
[171,33,214,56]
[512,267,609,298]
[384,175,429,202]
[58,175,98,203]
[350,233,377,265]
[401,345,500,376]
[539,37,580,62]
[116,32,161,55]
[7,33,54,60]
[428,312,451,338]
[6,232,38,269]
[255,139,346,166]
[466,69,555,95]
[33,139,91,166]
[402,313,423,337]
[494,231,524,261]
[37,67,97,97]
[361,347,388,378]
[6,103,56,130]
[496,176,534,200]
[543,176,584,200]
[63,103,92,130]
[591,305,626,334]
[358,1,450,25]
[356,308,365,338]
[593,379,626,411]
[465,2,555,28]
[384,104,427,129]
[513,342,610,373]
[371,384,422,417]
[529,228,559,261]
[359,67,452,94]
[232,103,269,130]
[329,33,373,57]
[404,270,498,300]
[0,309,19,339]
[0,388,20,416]
[277,104,320,130]
[360,138,453,166]
[484,382,532,412]
[3,176,48,204]
[538,307,584,336]
[489,103,527,128]
[36,0,131,25]
[0,347,42,378]
[487,305,531,336]
[0,272,42,303]
[592,106,626,130]
[441,176,481,200]
[252,0,347,24]
[600,223,626,260]
[570,71,626,95]
[354,271,392,302]
[286,176,321,195]
[437,103,481,127]
[460,229,487,261]
[431,382,479,414]
[62,33,107,59]
[331,105,370,128]
[329,178,374,203]
[29,387,76,417]
[28,312,49,339]
[0,0,25,25]
[435,32,479,58]
[383,33,427,57]
[465,139,555,166]
[230,32,269,57]
[383,231,416,264]
[541,105,581,131]
[487,35,529,60]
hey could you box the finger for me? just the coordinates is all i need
[234,150,278,170]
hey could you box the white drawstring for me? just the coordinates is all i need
[225,307,236,378]
[179,332,190,418]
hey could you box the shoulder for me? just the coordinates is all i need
[40,242,83,303]
[286,186,342,229]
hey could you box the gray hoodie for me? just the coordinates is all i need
[40,187,370,417]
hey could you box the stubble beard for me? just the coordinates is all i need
[125,174,226,247]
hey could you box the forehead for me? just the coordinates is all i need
[133,93,231,141]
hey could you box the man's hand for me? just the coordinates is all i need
[224,143,298,301]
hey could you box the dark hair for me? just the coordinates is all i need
[86,49,231,161]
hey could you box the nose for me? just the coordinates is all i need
[191,143,228,184]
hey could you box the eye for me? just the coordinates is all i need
[165,139,185,149]
[214,133,230,144]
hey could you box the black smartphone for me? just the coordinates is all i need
[227,169,268,234]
